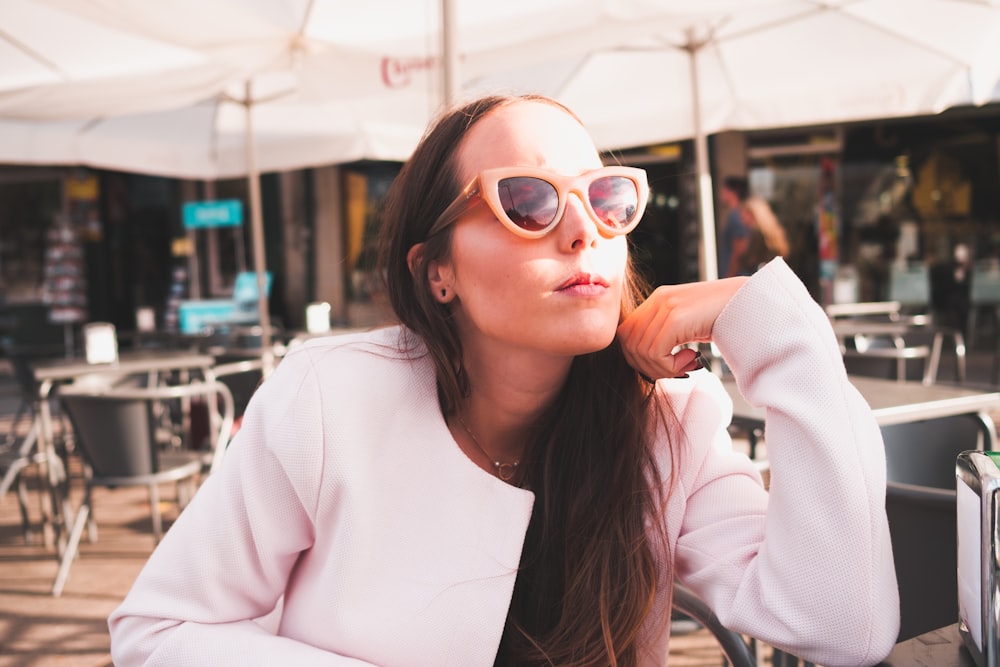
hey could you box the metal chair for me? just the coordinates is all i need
[885,481,957,642]
[879,412,985,641]
[889,263,931,314]
[968,260,1000,350]
[841,337,935,384]
[881,412,993,489]
[672,582,756,666]
[829,303,945,386]
[52,380,233,596]
[0,343,71,544]
[1,343,65,448]
[207,357,265,421]
[0,421,44,543]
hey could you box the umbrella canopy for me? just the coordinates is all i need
[0,0,464,363]
[0,0,272,116]
[3,0,1000,287]
[0,92,431,179]
[466,0,1000,279]
[473,0,1000,149]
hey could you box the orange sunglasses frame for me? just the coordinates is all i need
[427,165,649,239]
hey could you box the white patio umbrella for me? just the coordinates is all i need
[5,0,1000,291]
[0,0,271,115]
[0,90,433,178]
[463,0,1000,280]
[0,0,459,364]
[0,0,702,360]
[6,0,643,361]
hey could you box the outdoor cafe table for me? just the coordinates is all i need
[723,375,1000,458]
[28,350,216,548]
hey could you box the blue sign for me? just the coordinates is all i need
[183,199,243,229]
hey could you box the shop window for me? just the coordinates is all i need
[0,171,62,302]
[343,162,400,304]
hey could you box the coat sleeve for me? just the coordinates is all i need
[108,350,375,666]
[672,258,900,667]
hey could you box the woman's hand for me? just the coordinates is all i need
[617,277,749,380]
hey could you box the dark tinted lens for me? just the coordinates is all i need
[496,177,558,231]
[589,176,639,228]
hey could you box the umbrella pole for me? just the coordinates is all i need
[244,81,275,375]
[441,0,458,105]
[687,34,719,282]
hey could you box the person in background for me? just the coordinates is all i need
[742,194,790,274]
[108,94,898,666]
[718,175,751,278]
[931,242,973,337]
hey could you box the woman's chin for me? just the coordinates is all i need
[548,326,618,356]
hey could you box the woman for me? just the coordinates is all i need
[109,95,899,666]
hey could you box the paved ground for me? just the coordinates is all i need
[0,343,998,666]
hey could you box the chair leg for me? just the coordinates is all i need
[86,507,98,543]
[51,501,90,597]
[920,332,939,385]
[1,459,29,533]
[950,330,966,383]
[968,309,978,351]
[177,476,197,509]
[15,475,34,544]
[2,400,32,447]
[148,483,163,543]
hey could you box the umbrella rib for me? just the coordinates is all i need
[552,52,599,99]
[710,3,827,44]
[828,1,976,69]
[222,88,288,106]
[718,1,974,70]
[617,5,824,52]
[298,0,317,36]
[0,30,72,81]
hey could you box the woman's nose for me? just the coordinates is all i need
[557,192,599,251]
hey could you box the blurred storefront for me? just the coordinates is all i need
[335,161,400,327]
[3,104,1000,348]
[838,108,1000,305]
[616,142,702,288]
[0,160,399,346]
[716,104,1000,309]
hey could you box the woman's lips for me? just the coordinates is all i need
[556,273,609,296]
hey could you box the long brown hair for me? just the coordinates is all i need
[377,94,673,666]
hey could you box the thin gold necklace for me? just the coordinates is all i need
[456,414,520,482]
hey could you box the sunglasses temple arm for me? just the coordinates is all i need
[427,186,479,237]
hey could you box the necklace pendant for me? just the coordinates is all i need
[495,461,518,482]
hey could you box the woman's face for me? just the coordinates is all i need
[433,101,629,359]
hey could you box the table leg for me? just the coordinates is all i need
[34,380,71,551]
[953,330,966,383]
[924,332,942,385]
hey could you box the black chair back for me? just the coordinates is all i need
[52,381,233,596]
[885,480,957,642]
[882,413,990,488]
[60,380,234,477]
[60,393,157,478]
[209,357,265,419]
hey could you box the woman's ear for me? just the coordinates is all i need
[407,243,455,303]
